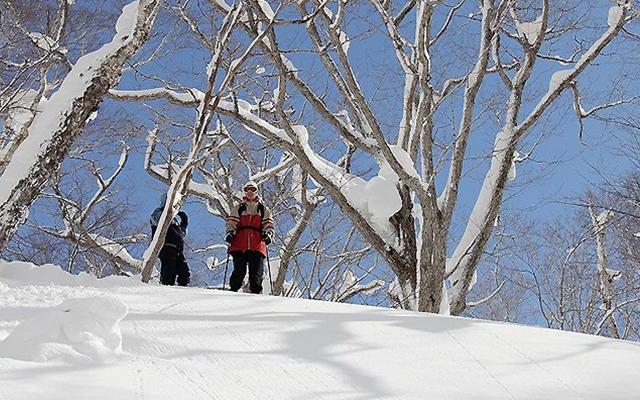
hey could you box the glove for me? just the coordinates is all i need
[262,231,272,245]
[225,232,235,244]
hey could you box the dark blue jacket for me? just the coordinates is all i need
[150,194,188,250]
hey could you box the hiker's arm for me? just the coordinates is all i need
[261,205,275,243]
[178,211,188,228]
[225,204,240,243]
[177,211,188,237]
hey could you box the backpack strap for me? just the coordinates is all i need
[238,202,264,220]
[258,202,264,220]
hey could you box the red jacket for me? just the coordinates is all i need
[225,197,274,257]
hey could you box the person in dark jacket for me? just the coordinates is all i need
[150,193,190,286]
[225,181,274,293]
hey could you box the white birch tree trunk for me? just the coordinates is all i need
[588,202,621,339]
[0,0,161,251]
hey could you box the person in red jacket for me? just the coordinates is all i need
[225,181,274,293]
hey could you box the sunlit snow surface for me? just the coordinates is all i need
[1,259,639,399]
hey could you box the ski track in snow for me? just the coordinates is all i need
[445,330,517,399]
[1,267,640,399]
[121,291,344,399]
[474,325,583,398]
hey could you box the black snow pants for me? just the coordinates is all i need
[159,245,190,286]
[229,250,264,294]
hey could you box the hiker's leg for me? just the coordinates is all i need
[159,246,178,285]
[176,252,190,286]
[229,251,248,292]
[247,252,264,294]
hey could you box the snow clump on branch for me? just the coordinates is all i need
[608,6,623,29]
[516,15,543,46]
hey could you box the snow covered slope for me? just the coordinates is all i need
[1,260,639,400]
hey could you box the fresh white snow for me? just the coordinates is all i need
[507,150,519,181]
[0,296,127,364]
[339,31,350,55]
[1,259,639,399]
[27,32,66,53]
[0,89,47,138]
[516,15,543,45]
[257,0,275,20]
[549,69,573,92]
[608,6,623,29]
[596,209,613,225]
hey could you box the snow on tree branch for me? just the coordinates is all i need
[517,5,628,137]
[0,0,162,251]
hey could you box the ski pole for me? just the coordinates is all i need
[266,247,274,295]
[223,252,230,291]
